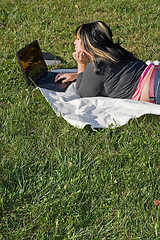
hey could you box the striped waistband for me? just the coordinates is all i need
[149,65,160,103]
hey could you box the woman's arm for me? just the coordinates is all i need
[54,51,88,83]
[73,51,104,97]
[73,51,88,74]
[76,62,104,97]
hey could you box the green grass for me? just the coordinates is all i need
[0,0,160,239]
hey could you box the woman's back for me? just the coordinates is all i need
[76,58,147,98]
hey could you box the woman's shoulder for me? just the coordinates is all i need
[90,60,110,75]
[110,58,146,69]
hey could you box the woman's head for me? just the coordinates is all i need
[75,21,115,62]
[75,20,136,65]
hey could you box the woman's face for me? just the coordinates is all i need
[74,35,93,59]
[74,37,84,53]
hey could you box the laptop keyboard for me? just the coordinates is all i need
[37,72,57,88]
[36,72,69,92]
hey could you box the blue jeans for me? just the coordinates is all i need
[154,65,160,104]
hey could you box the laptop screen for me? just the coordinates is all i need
[17,40,47,84]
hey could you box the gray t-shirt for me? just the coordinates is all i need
[76,59,147,99]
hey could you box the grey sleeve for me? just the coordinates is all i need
[76,62,104,97]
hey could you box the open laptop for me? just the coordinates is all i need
[16,40,72,92]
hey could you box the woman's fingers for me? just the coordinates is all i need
[55,73,63,82]
[73,51,88,64]
[61,73,77,83]
[55,73,77,83]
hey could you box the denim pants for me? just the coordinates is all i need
[154,65,160,104]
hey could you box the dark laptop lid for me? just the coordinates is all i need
[16,40,48,85]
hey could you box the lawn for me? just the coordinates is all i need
[0,0,160,239]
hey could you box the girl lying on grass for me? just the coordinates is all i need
[55,20,160,104]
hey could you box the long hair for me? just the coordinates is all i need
[75,21,136,73]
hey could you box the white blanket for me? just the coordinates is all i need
[39,67,160,129]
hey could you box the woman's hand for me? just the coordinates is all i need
[73,51,89,65]
[73,51,90,74]
[55,72,77,83]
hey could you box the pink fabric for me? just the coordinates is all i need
[132,63,154,100]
